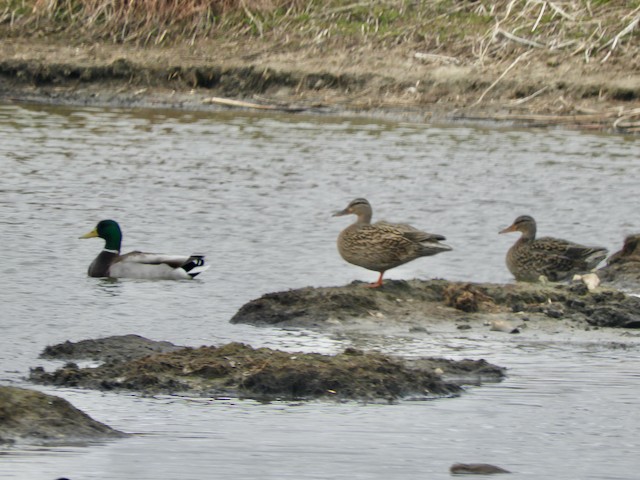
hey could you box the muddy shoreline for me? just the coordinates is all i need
[27,272,640,403]
[12,265,640,442]
[1,38,639,132]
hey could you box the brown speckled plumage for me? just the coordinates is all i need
[607,233,640,265]
[333,198,452,287]
[499,215,608,282]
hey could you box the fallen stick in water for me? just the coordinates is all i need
[202,96,309,113]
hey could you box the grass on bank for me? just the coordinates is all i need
[0,1,638,64]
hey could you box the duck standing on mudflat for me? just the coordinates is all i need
[499,215,607,282]
[80,219,209,279]
[333,198,452,288]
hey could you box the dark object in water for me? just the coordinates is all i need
[450,463,511,475]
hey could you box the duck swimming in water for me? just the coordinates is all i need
[80,219,209,280]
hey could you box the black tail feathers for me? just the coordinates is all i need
[182,255,208,278]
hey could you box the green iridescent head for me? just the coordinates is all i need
[80,219,123,251]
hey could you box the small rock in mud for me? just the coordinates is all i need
[572,272,600,291]
[489,320,520,334]
[0,386,127,445]
[30,340,505,402]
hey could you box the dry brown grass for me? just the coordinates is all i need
[25,0,286,43]
[1,0,638,65]
[2,0,309,43]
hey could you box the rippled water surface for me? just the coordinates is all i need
[1,103,639,479]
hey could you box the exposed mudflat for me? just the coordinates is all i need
[40,334,184,364]
[30,337,505,402]
[0,386,127,445]
[26,261,640,403]
[230,278,640,333]
[1,37,638,132]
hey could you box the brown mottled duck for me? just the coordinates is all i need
[333,198,452,287]
[606,233,640,265]
[499,215,607,282]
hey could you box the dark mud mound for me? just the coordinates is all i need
[598,234,640,291]
[231,279,640,329]
[0,58,363,96]
[41,334,183,364]
[30,340,504,401]
[0,386,127,445]
[231,280,449,327]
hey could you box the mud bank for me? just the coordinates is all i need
[230,279,640,332]
[1,38,639,132]
[0,386,127,445]
[40,334,184,364]
[30,337,504,402]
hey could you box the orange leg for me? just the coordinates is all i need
[366,271,385,288]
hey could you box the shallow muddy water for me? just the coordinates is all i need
[0,103,639,479]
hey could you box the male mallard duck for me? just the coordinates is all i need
[333,198,452,287]
[80,219,209,279]
[499,215,607,282]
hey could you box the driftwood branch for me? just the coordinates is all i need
[202,96,308,113]
[612,108,640,131]
[457,107,640,133]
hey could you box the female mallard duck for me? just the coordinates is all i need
[80,219,209,279]
[333,198,452,287]
[606,233,640,266]
[499,215,607,282]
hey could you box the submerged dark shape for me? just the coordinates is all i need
[333,198,451,287]
[499,215,607,282]
[450,463,511,475]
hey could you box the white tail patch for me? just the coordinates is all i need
[186,265,210,278]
